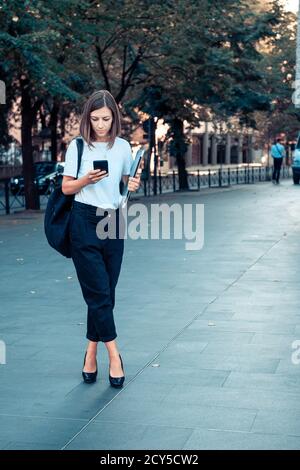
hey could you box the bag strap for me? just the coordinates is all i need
[275,143,283,157]
[75,137,84,179]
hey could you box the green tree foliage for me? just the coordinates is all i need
[0,0,87,208]
[254,8,300,145]
[0,0,295,200]
[133,0,281,187]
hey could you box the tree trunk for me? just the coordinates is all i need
[172,118,189,190]
[60,109,67,157]
[49,101,59,161]
[20,78,40,210]
[176,154,189,190]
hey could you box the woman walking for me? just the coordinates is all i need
[62,90,140,388]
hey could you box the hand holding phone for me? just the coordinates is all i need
[86,169,107,185]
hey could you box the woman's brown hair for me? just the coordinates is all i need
[79,90,121,149]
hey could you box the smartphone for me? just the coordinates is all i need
[93,160,109,173]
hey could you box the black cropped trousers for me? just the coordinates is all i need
[70,200,124,343]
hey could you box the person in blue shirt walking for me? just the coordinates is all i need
[271,138,285,184]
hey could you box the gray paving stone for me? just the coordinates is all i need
[161,384,300,412]
[94,398,256,432]
[0,415,87,447]
[117,381,175,403]
[201,342,292,359]
[178,329,255,344]
[275,358,300,375]
[183,429,300,450]
[294,325,300,335]
[223,372,300,392]
[232,312,300,325]
[191,319,296,335]
[252,410,300,437]
[3,441,60,450]
[66,421,194,450]
[0,440,10,450]
[132,363,229,386]
[200,310,236,320]
[157,351,279,373]
[1,181,300,449]
[156,341,208,355]
[250,334,299,347]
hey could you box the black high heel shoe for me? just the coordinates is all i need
[82,352,98,384]
[109,354,125,388]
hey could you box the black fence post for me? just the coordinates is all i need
[237,167,239,184]
[259,166,261,182]
[208,169,211,188]
[197,169,200,190]
[228,167,230,186]
[159,170,162,194]
[267,166,271,181]
[252,166,254,183]
[5,179,10,215]
[218,168,222,187]
[172,170,176,192]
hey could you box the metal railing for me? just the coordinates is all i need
[141,165,292,197]
[0,165,293,215]
[0,178,53,215]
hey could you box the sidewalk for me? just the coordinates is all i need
[0,181,300,450]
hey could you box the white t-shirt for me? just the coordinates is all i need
[63,136,133,209]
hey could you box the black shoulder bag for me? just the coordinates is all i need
[44,137,84,258]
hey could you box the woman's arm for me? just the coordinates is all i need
[62,170,107,195]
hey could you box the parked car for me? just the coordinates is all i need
[292,135,300,184]
[10,161,65,196]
